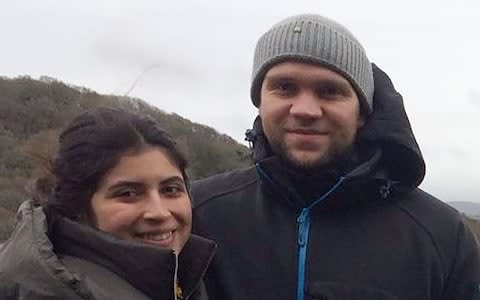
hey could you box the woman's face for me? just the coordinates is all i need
[90,146,191,254]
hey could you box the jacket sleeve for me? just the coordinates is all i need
[0,280,20,300]
[442,218,480,299]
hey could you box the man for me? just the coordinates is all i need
[192,14,480,300]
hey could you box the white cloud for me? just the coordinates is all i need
[1,0,479,202]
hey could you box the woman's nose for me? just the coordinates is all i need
[142,192,172,221]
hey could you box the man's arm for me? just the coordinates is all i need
[442,218,480,299]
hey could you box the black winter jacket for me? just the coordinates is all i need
[192,64,480,300]
[0,201,216,300]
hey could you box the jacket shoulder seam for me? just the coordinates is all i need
[389,200,446,273]
[194,177,258,209]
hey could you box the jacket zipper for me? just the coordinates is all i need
[296,208,310,300]
[296,177,345,300]
[174,253,179,300]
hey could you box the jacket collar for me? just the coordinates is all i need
[0,201,216,300]
[246,64,425,190]
[256,148,385,209]
[51,215,216,300]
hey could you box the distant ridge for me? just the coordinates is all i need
[448,201,480,219]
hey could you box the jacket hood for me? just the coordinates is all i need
[246,63,425,188]
[52,214,216,300]
[0,201,91,298]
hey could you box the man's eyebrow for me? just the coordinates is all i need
[263,74,295,82]
[314,78,352,89]
[264,74,352,90]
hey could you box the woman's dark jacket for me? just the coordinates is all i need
[0,201,216,300]
[191,64,480,300]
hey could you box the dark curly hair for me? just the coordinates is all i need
[35,107,188,221]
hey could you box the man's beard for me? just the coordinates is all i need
[269,138,357,174]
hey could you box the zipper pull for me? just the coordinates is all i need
[297,208,309,246]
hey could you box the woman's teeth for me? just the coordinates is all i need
[141,231,173,241]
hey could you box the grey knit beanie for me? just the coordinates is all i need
[251,14,374,114]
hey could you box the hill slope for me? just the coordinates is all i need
[0,75,252,220]
[1,75,479,243]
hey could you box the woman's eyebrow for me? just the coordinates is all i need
[160,176,185,185]
[107,181,143,191]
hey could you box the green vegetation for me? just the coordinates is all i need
[0,75,252,239]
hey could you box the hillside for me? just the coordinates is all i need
[0,75,252,239]
[0,75,479,244]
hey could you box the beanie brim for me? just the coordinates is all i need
[250,14,374,115]
[250,56,373,115]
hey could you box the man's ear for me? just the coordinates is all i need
[357,100,368,129]
[357,114,366,129]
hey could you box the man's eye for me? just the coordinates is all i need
[317,85,342,98]
[274,82,297,95]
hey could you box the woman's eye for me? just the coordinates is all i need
[163,185,184,197]
[116,190,138,198]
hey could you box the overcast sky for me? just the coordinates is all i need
[1,0,479,203]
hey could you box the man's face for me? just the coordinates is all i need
[259,61,365,170]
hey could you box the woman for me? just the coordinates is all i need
[0,108,216,300]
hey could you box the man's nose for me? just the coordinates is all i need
[289,92,323,119]
[143,192,171,221]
